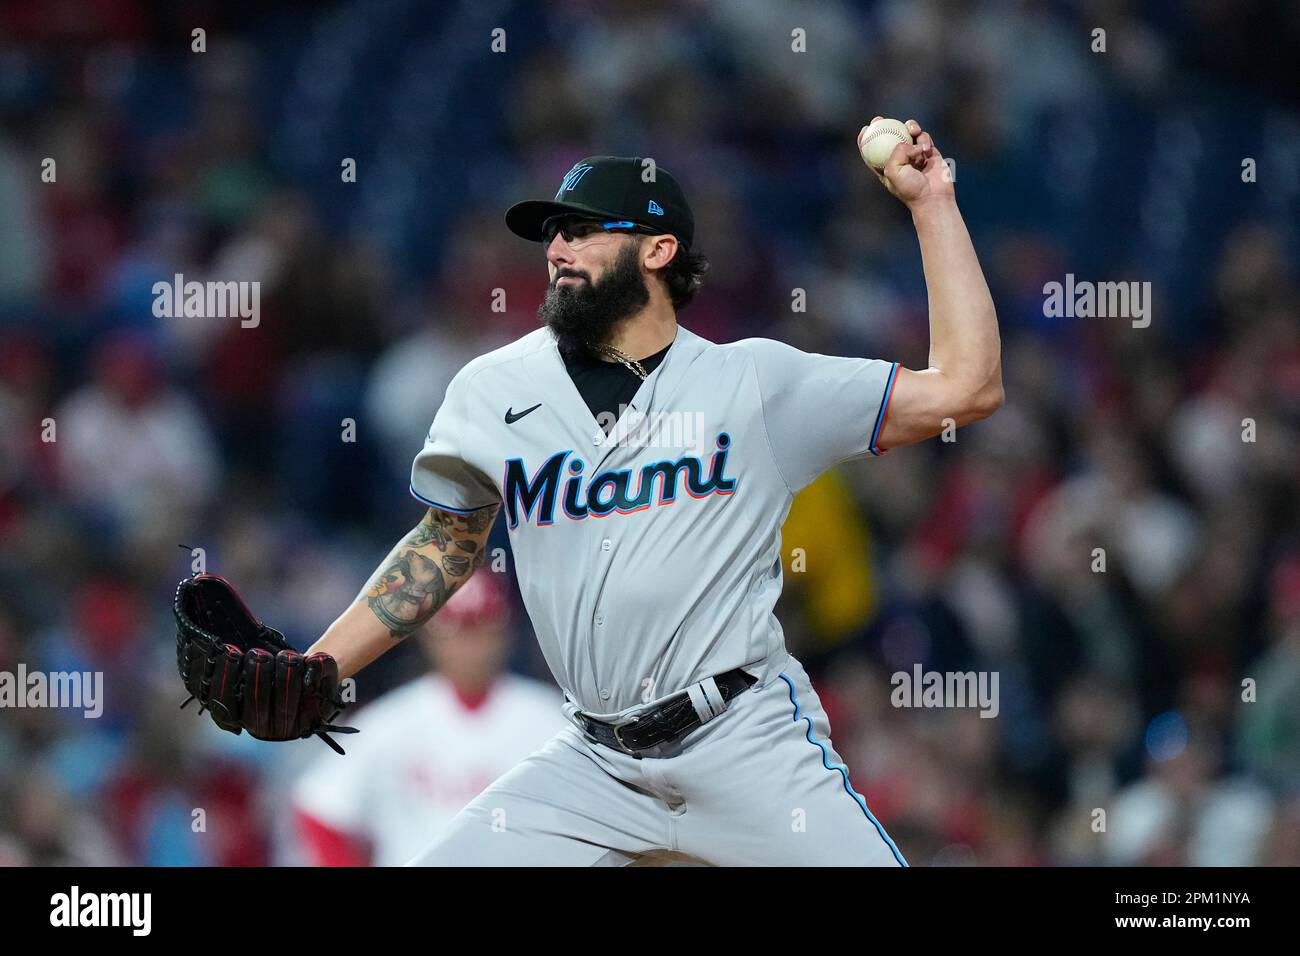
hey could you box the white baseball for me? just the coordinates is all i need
[858,118,913,170]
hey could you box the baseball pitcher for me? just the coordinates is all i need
[178,119,1002,866]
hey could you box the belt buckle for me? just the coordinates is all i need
[611,714,641,753]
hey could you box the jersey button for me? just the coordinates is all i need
[595,612,604,625]
[601,539,611,552]
[599,689,611,701]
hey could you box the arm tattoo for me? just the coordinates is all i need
[410,520,449,551]
[462,508,495,535]
[366,550,450,638]
[442,554,470,576]
[365,505,500,638]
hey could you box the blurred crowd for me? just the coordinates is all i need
[1,0,1298,866]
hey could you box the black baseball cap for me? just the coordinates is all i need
[506,156,694,249]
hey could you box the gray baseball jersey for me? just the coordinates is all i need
[408,323,905,866]
[410,324,898,717]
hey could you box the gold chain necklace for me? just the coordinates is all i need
[590,343,648,380]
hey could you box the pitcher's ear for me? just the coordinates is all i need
[644,233,679,270]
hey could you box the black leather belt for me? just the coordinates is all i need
[573,668,758,756]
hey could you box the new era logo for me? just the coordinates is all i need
[647,200,664,215]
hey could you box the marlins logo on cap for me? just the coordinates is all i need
[556,163,595,197]
[506,155,695,249]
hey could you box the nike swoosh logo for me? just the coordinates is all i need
[505,403,543,424]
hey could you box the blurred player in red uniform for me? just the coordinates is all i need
[292,573,565,866]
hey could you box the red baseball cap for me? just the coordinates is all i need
[435,573,511,630]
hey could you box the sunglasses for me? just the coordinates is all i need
[540,216,662,247]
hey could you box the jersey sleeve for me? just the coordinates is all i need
[410,366,500,513]
[741,338,899,493]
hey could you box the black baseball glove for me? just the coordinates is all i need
[174,573,358,754]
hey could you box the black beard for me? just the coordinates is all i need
[539,242,650,359]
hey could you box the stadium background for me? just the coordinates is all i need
[1,0,1298,866]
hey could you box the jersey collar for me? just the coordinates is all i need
[539,325,711,450]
